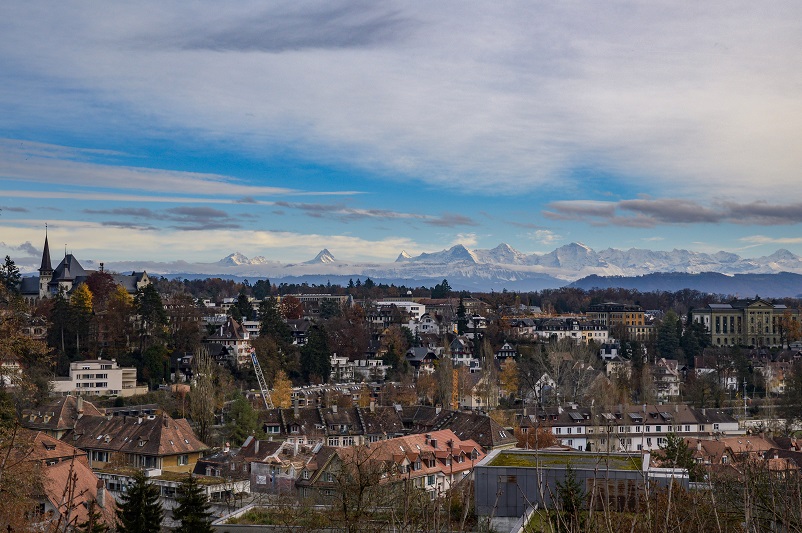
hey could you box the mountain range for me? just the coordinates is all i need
[76,242,802,295]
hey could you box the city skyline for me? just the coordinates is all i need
[2,2,802,264]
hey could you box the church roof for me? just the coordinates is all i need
[51,254,89,283]
[39,233,52,272]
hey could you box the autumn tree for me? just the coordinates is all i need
[271,369,293,408]
[499,359,520,400]
[279,295,304,320]
[324,304,369,361]
[70,283,94,358]
[514,425,557,449]
[103,286,135,359]
[779,310,802,348]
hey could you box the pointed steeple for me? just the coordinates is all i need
[39,226,53,273]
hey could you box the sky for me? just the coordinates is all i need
[2,2,802,268]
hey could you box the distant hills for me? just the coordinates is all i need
[30,242,802,295]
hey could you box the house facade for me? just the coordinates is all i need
[50,359,147,398]
[517,403,740,453]
[692,299,801,348]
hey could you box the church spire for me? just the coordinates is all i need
[39,225,52,273]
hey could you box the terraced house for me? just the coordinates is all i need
[518,403,740,452]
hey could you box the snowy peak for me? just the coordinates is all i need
[411,244,479,264]
[306,249,336,264]
[218,252,251,266]
[395,250,412,262]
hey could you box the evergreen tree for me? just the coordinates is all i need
[252,278,271,300]
[301,325,331,383]
[258,297,292,345]
[235,290,252,320]
[456,295,467,335]
[75,498,108,533]
[555,463,585,531]
[135,284,168,351]
[116,470,163,533]
[0,255,21,292]
[226,394,261,445]
[173,474,214,533]
[657,432,702,481]
[656,310,681,360]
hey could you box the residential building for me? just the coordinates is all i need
[691,298,801,348]
[653,357,681,401]
[203,316,252,366]
[517,403,740,453]
[64,411,208,473]
[296,429,485,501]
[50,359,147,398]
[19,430,117,529]
[586,302,653,341]
[22,395,104,439]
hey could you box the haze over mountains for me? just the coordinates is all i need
[65,242,802,296]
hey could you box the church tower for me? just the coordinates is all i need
[38,228,53,299]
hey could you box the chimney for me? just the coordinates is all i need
[293,398,299,419]
[96,480,106,508]
[332,404,337,414]
[224,442,230,453]
[163,414,169,428]
[697,440,702,452]
[255,440,260,455]
[76,396,84,419]
[370,400,375,413]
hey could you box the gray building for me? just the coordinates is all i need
[474,449,687,518]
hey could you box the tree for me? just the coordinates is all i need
[235,291,253,321]
[0,255,21,292]
[116,470,163,533]
[141,344,168,388]
[165,291,202,353]
[456,295,467,335]
[499,359,520,399]
[431,279,452,299]
[189,346,217,444]
[319,299,342,319]
[104,285,135,358]
[279,295,304,320]
[70,283,94,358]
[656,310,681,361]
[173,474,214,533]
[555,463,585,531]
[271,369,293,408]
[75,498,108,533]
[259,297,292,345]
[85,271,117,311]
[135,284,168,351]
[301,325,331,383]
[656,432,702,482]
[252,279,271,300]
[227,394,262,445]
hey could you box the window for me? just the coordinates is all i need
[656,426,662,432]
[714,424,720,431]
[302,470,310,480]
[427,475,436,486]
[178,454,188,466]
[684,425,690,432]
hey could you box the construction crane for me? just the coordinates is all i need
[250,348,274,409]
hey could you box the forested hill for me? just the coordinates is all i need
[568,272,802,298]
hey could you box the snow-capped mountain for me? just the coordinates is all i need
[88,242,802,293]
[305,249,336,264]
[217,252,270,266]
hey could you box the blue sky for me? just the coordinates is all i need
[2,2,802,267]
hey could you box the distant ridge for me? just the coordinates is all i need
[305,249,336,264]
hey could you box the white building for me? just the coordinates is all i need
[51,359,147,397]
[377,299,426,320]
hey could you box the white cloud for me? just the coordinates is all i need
[740,235,802,245]
[2,2,801,202]
[0,220,421,263]
[528,229,562,245]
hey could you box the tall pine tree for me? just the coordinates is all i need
[116,470,163,533]
[173,474,214,533]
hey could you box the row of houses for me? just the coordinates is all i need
[517,403,741,453]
